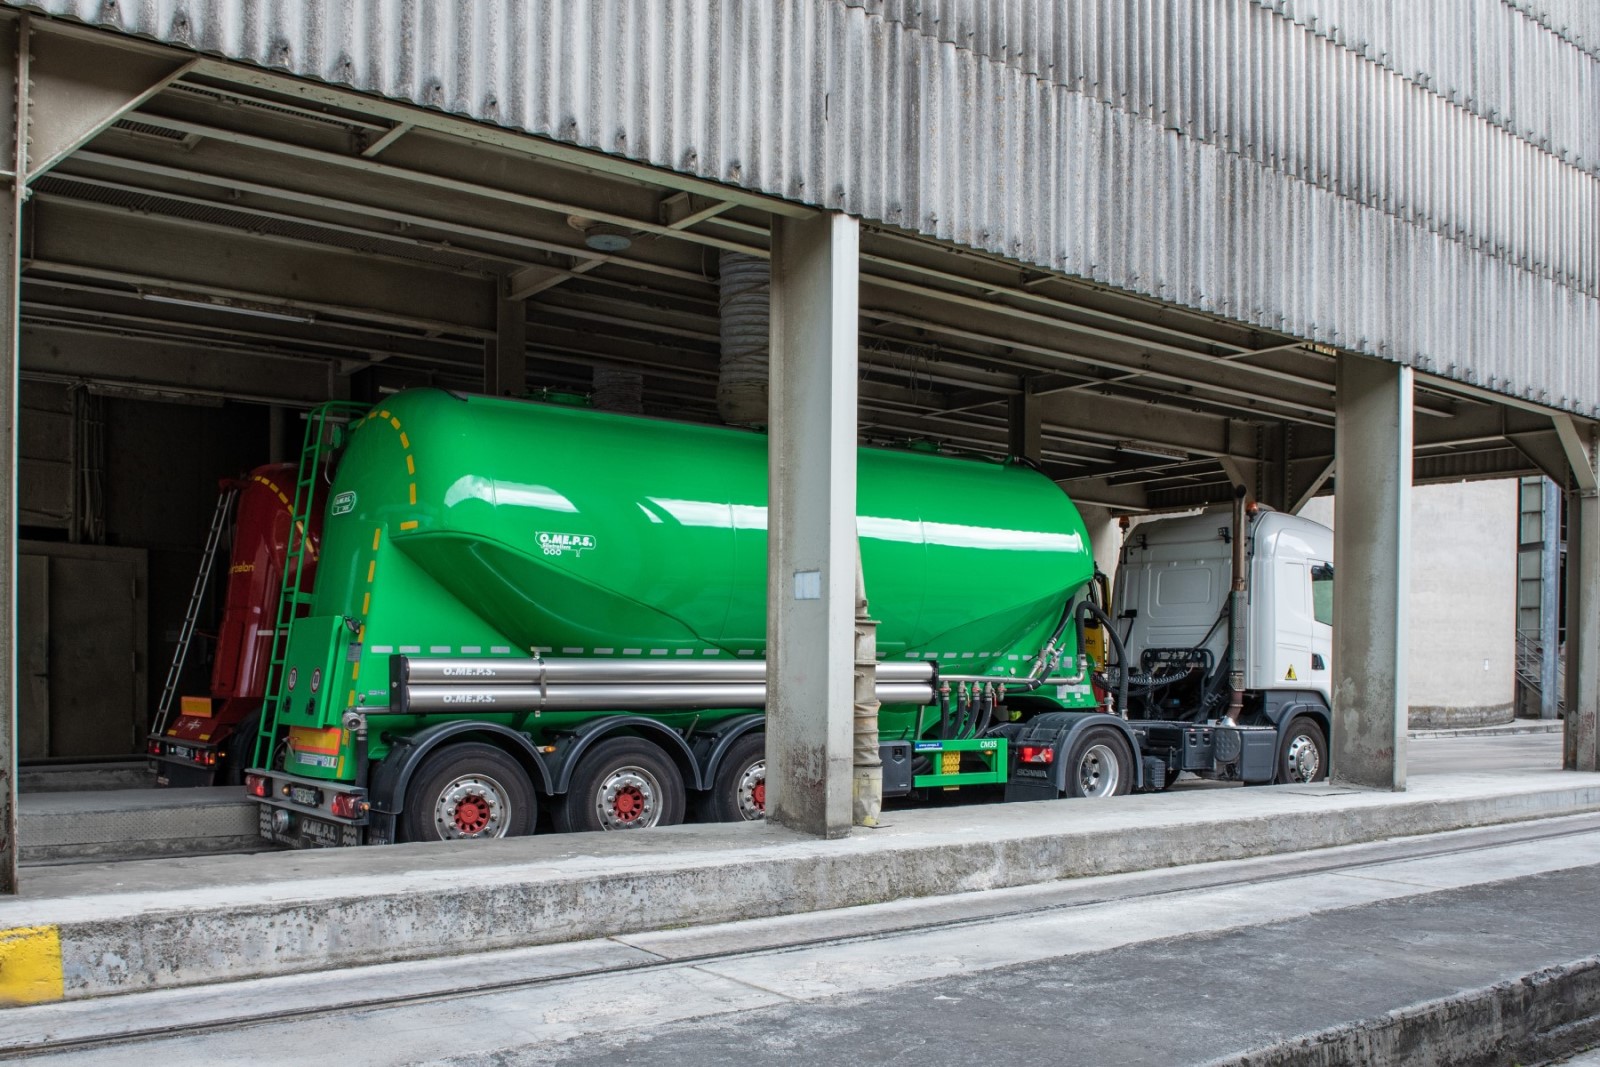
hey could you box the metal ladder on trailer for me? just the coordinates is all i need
[149,484,238,740]
[252,401,369,768]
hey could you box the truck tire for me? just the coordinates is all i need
[698,732,766,823]
[1064,726,1134,799]
[221,710,261,786]
[1277,717,1328,784]
[400,742,537,842]
[555,736,686,833]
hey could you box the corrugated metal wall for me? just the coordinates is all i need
[11,0,1599,415]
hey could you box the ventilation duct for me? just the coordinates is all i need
[717,251,770,426]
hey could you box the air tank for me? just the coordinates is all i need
[304,389,1092,725]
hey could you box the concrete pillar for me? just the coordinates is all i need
[1568,489,1598,769]
[766,212,859,839]
[1557,415,1599,770]
[1008,385,1043,463]
[485,296,527,397]
[1329,355,1412,791]
[1540,477,1563,721]
[0,21,21,896]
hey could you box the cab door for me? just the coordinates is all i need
[1272,559,1314,688]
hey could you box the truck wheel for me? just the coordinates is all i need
[555,736,686,832]
[699,732,766,823]
[1277,717,1328,784]
[1064,727,1134,799]
[401,742,536,842]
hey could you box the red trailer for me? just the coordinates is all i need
[148,464,322,786]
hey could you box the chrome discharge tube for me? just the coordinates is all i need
[396,657,935,686]
[398,680,935,714]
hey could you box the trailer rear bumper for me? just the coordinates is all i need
[247,766,370,848]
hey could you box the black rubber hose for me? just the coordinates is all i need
[1079,599,1129,716]
[975,686,995,736]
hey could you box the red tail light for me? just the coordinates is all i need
[330,793,367,819]
[1019,745,1055,765]
[146,738,163,756]
[199,750,218,767]
[245,773,269,798]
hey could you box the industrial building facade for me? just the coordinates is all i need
[0,1,1596,887]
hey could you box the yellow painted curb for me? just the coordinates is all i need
[0,925,64,1005]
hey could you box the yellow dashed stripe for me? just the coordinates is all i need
[406,454,415,475]
[361,592,371,615]
[372,528,382,551]
[366,560,376,583]
[399,432,410,449]
[400,520,419,531]
[409,483,417,505]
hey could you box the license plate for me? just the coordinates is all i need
[168,745,195,761]
[289,784,323,807]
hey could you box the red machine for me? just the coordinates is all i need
[148,464,322,786]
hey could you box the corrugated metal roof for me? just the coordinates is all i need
[8,0,1598,415]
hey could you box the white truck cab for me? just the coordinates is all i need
[1114,507,1333,707]
[1096,505,1334,786]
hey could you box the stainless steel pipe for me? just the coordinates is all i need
[395,656,935,686]
[398,680,935,713]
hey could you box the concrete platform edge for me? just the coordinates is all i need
[25,781,1600,1002]
[1208,955,1600,1067]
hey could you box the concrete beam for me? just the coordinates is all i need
[766,212,858,839]
[20,324,330,404]
[1507,429,1574,486]
[1031,388,1235,458]
[28,197,496,334]
[1554,415,1598,493]
[1331,354,1413,792]
[1053,476,1152,512]
[1290,460,1336,514]
[1219,456,1259,504]
[23,23,191,181]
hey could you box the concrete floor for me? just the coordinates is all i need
[12,811,1600,1065]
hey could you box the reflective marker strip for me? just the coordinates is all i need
[0,926,64,1005]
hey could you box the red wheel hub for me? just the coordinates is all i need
[453,794,490,834]
[611,785,644,823]
[751,781,766,812]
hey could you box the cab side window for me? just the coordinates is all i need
[1310,562,1334,627]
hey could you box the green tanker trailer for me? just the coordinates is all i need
[248,388,1297,848]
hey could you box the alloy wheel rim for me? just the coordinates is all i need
[1078,743,1120,797]
[434,774,510,839]
[595,766,662,829]
[1285,734,1321,782]
[737,759,767,820]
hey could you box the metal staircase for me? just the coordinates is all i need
[252,402,367,768]
[1515,631,1565,716]
[149,484,238,740]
